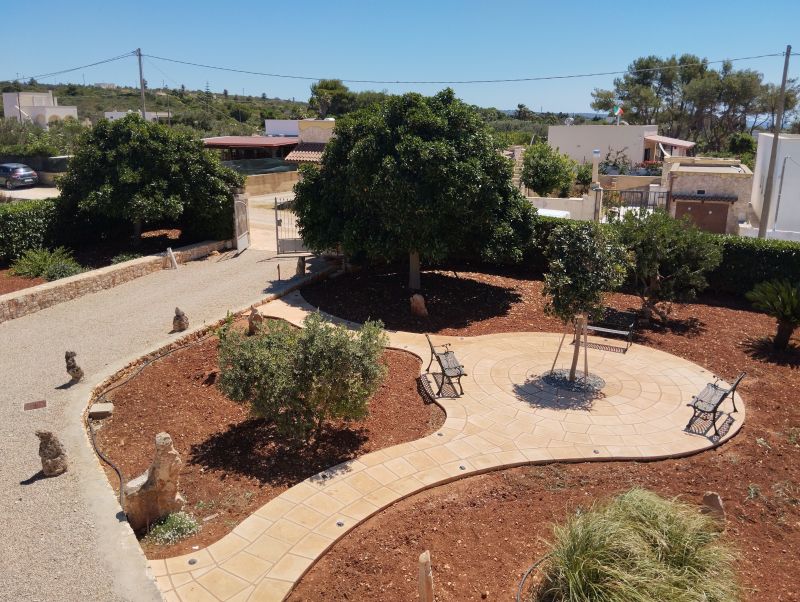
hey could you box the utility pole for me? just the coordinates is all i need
[758,44,792,238]
[136,48,147,120]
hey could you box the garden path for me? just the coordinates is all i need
[0,250,329,602]
[155,290,745,602]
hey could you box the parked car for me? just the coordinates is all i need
[0,163,39,189]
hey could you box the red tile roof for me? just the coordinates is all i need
[285,142,326,163]
[202,136,298,149]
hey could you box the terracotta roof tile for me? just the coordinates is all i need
[285,142,326,164]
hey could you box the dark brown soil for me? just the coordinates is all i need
[95,320,445,559]
[293,267,800,602]
[0,268,45,294]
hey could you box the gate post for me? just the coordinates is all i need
[233,186,250,251]
[592,184,604,222]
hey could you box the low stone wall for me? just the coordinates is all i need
[528,195,596,221]
[0,240,232,324]
[598,174,660,190]
[244,171,300,196]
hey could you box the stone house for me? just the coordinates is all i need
[662,157,753,234]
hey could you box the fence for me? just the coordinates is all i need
[274,197,308,254]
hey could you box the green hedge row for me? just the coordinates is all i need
[530,215,800,297]
[0,199,60,261]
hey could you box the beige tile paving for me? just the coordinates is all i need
[160,292,745,601]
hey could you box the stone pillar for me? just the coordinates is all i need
[591,148,601,185]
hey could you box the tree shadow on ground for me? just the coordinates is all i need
[301,268,522,333]
[188,417,368,486]
[743,337,800,368]
[634,315,705,339]
[512,371,605,412]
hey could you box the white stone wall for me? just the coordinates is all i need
[547,124,658,164]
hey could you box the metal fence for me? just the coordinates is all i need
[274,197,308,254]
[605,188,668,211]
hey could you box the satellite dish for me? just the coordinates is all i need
[564,117,575,126]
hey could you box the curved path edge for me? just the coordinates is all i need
[153,291,745,602]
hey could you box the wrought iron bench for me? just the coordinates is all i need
[425,334,466,397]
[574,309,637,352]
[685,372,745,437]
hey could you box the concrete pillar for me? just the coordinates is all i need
[591,149,601,185]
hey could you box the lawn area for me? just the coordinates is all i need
[291,266,800,601]
[94,319,445,559]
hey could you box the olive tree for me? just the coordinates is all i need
[521,141,577,197]
[294,89,536,290]
[543,223,628,381]
[614,209,722,322]
[218,313,387,445]
[59,114,242,239]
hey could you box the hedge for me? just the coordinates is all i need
[530,215,800,297]
[0,199,60,262]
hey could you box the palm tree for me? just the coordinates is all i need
[746,279,800,351]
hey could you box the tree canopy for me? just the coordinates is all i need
[590,54,799,152]
[521,142,577,197]
[59,114,242,238]
[294,89,537,288]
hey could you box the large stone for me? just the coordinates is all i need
[65,351,84,382]
[296,256,306,276]
[88,402,114,419]
[410,293,429,318]
[247,307,264,336]
[701,491,725,521]
[123,432,185,532]
[36,430,68,477]
[173,307,189,332]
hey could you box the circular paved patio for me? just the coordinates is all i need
[151,292,744,601]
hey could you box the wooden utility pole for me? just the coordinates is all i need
[758,45,792,238]
[136,48,147,119]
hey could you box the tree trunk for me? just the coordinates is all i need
[409,250,421,290]
[569,315,585,382]
[774,320,795,351]
[133,219,142,241]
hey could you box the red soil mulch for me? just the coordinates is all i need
[94,320,445,559]
[293,266,800,601]
[0,268,45,295]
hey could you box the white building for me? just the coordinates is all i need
[104,110,170,123]
[749,133,800,239]
[2,91,78,126]
[547,124,694,164]
[264,119,300,137]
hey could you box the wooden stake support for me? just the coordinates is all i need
[418,550,434,602]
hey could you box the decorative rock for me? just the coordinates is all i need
[88,402,114,419]
[296,256,306,276]
[173,307,189,332]
[247,307,264,335]
[36,430,68,477]
[123,432,185,532]
[65,351,84,382]
[410,293,429,318]
[701,491,725,521]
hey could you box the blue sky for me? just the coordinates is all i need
[2,0,797,112]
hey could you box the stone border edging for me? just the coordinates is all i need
[0,239,234,324]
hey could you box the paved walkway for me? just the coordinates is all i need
[156,291,744,601]
[0,250,327,602]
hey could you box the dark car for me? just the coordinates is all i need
[0,163,39,189]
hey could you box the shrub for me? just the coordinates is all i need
[111,252,144,264]
[521,141,577,197]
[746,279,800,350]
[10,247,83,281]
[575,162,593,192]
[143,512,200,545]
[532,489,739,602]
[615,209,722,321]
[218,313,388,444]
[707,235,800,295]
[0,198,60,261]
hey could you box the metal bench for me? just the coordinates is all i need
[425,334,466,397]
[685,372,745,437]
[574,309,637,352]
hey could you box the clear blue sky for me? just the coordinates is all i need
[2,0,797,112]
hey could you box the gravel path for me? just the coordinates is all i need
[0,249,327,601]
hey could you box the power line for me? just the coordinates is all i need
[13,51,135,82]
[143,51,788,85]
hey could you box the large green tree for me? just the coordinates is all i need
[294,89,537,289]
[59,114,242,239]
[308,79,356,118]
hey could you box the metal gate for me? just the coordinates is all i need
[274,197,308,254]
[234,196,250,251]
[605,189,668,211]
